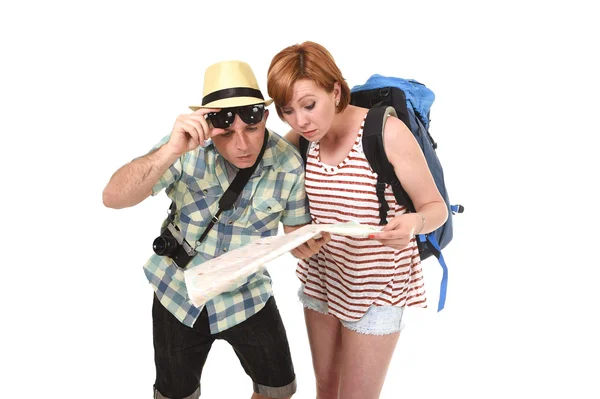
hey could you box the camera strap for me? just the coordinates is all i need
[194,128,269,245]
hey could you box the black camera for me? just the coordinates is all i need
[153,223,196,268]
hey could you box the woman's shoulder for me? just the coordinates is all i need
[267,129,304,172]
[382,114,412,143]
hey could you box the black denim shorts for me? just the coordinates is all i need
[152,294,296,399]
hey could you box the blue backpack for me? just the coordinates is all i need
[299,74,463,311]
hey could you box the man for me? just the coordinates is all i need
[102,60,328,399]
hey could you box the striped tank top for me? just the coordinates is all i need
[297,117,427,321]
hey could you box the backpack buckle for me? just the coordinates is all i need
[378,87,390,99]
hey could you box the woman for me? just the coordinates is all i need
[267,41,448,399]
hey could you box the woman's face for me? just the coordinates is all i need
[280,78,339,142]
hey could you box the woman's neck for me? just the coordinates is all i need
[320,105,362,145]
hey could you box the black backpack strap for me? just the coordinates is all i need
[196,128,270,244]
[298,135,309,167]
[362,106,414,225]
[362,106,394,225]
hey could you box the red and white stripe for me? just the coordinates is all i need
[297,124,427,321]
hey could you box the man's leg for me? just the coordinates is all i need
[152,294,215,399]
[219,296,296,399]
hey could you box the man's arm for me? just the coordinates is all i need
[102,108,221,209]
[102,144,181,209]
[284,224,331,259]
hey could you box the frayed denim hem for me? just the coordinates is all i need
[298,284,406,335]
[341,320,405,336]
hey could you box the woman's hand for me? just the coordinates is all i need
[369,213,421,250]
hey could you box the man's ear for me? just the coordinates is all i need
[264,108,270,121]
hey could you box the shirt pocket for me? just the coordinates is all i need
[179,174,222,226]
[247,197,284,234]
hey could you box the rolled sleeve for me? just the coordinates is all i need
[151,162,182,196]
[281,172,311,226]
[147,135,183,196]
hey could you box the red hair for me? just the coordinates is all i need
[267,41,350,119]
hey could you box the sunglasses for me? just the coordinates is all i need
[206,104,265,129]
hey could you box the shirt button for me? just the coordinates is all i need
[203,189,208,194]
[223,247,227,252]
[228,221,233,225]
[267,206,272,211]
[195,240,201,246]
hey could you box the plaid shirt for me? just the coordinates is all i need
[143,129,310,333]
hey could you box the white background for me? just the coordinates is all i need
[1,0,599,398]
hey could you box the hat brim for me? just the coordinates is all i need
[189,97,273,111]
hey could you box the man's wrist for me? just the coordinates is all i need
[156,142,184,166]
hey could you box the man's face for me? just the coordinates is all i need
[211,109,269,169]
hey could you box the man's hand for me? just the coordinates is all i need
[290,232,331,259]
[165,108,222,156]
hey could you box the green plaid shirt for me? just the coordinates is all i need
[143,129,310,333]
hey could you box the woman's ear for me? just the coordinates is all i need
[333,82,341,101]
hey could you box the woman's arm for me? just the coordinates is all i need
[370,116,448,249]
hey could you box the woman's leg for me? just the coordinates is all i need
[304,308,343,399]
[338,327,400,399]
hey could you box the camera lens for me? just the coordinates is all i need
[153,234,177,256]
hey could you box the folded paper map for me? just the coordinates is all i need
[184,221,382,307]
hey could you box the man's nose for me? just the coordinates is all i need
[231,115,250,150]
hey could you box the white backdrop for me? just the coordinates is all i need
[1,0,599,398]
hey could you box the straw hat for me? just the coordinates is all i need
[189,60,273,111]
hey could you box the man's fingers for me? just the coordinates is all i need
[290,249,302,259]
[191,108,221,116]
[290,233,332,259]
[305,238,323,253]
[196,117,213,141]
[291,243,313,259]
[316,232,331,244]
[179,121,203,146]
[209,127,228,138]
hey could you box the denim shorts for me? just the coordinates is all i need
[152,294,296,399]
[298,286,405,335]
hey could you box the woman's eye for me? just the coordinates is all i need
[282,109,293,115]
[305,102,315,110]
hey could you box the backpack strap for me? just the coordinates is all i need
[362,106,414,225]
[418,233,448,311]
[298,134,309,166]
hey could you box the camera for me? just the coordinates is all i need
[153,223,196,268]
